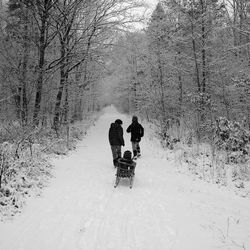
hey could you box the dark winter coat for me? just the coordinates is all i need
[109,122,125,146]
[126,121,144,142]
[118,158,136,170]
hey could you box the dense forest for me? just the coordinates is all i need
[108,0,250,187]
[0,0,144,215]
[0,0,249,215]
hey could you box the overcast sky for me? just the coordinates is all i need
[130,0,158,30]
[145,0,159,8]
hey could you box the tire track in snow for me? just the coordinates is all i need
[78,186,138,250]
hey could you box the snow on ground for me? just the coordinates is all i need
[0,106,249,250]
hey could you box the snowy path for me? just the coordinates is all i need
[0,107,250,250]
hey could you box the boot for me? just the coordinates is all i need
[133,150,137,159]
[137,145,141,157]
[133,150,137,157]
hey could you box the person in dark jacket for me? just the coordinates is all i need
[126,116,144,158]
[118,150,136,174]
[108,119,125,167]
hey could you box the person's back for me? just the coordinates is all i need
[108,119,125,167]
[126,116,144,158]
[118,150,136,172]
[109,121,124,146]
[127,117,144,142]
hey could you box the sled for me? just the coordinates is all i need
[114,159,135,189]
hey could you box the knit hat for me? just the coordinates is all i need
[123,150,132,160]
[132,116,138,122]
[115,119,123,125]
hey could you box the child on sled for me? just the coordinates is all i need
[118,150,136,175]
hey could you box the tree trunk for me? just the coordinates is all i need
[14,87,22,120]
[222,79,230,119]
[177,50,183,116]
[157,49,166,123]
[53,62,67,129]
[63,80,69,123]
[201,0,206,93]
[33,11,47,126]
[53,37,70,129]
[191,21,200,92]
[132,54,138,112]
[21,17,29,125]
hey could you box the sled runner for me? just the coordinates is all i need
[114,159,135,189]
[132,153,141,160]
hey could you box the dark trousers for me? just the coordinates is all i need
[110,145,121,166]
[132,142,140,157]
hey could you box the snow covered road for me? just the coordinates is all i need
[0,107,250,250]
